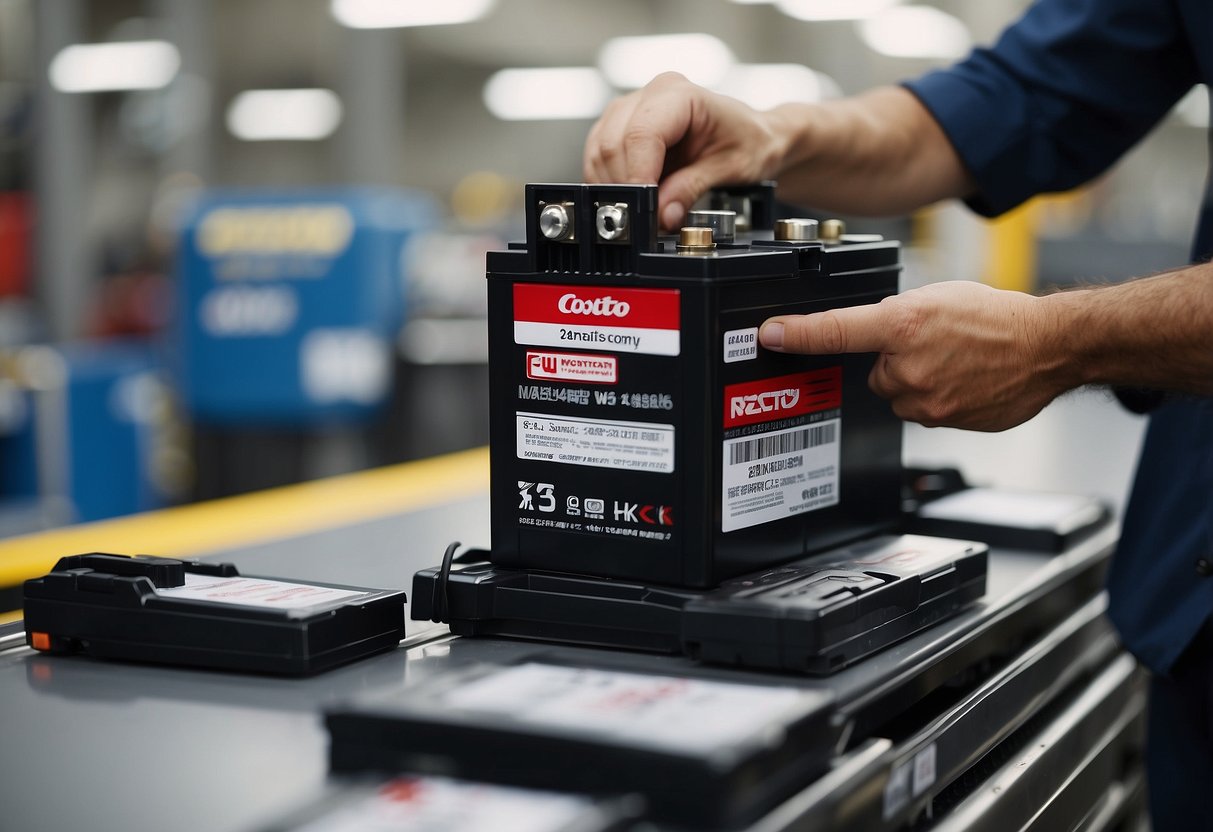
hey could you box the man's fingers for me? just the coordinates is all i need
[586,75,706,190]
[584,95,642,183]
[759,304,895,355]
[658,156,741,231]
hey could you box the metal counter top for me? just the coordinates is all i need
[0,513,1116,832]
[0,393,1148,831]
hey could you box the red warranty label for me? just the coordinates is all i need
[723,368,842,429]
[526,351,618,384]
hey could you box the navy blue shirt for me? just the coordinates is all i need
[905,0,1213,673]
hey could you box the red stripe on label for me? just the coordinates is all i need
[724,368,842,428]
[514,283,680,330]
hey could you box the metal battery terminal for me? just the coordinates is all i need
[820,218,846,244]
[538,201,576,242]
[595,202,630,242]
[676,226,716,254]
[774,218,819,242]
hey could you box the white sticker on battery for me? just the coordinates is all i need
[444,663,817,755]
[912,743,938,797]
[722,419,840,532]
[883,760,913,820]
[294,776,595,832]
[516,411,674,473]
[723,327,758,363]
[157,572,371,611]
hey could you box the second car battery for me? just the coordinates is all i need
[488,183,903,587]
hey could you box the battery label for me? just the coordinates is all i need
[513,283,680,356]
[517,411,674,473]
[444,663,816,755]
[722,369,843,532]
[157,573,372,611]
[723,327,758,363]
[722,421,840,531]
[293,776,595,832]
[724,368,841,429]
[525,350,617,384]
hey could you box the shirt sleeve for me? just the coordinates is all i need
[903,0,1200,217]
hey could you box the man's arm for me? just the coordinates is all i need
[759,266,1213,432]
[583,73,973,230]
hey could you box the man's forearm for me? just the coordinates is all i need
[769,86,975,216]
[1043,263,1213,395]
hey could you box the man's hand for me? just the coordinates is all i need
[584,75,975,228]
[583,72,791,230]
[759,281,1074,432]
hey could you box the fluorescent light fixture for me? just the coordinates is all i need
[1175,84,1210,128]
[714,63,841,110]
[484,67,612,121]
[859,6,972,59]
[776,0,900,22]
[331,0,494,29]
[598,34,735,89]
[225,88,343,141]
[49,40,180,93]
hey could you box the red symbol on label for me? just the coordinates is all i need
[525,350,619,384]
[638,505,675,526]
[723,368,842,428]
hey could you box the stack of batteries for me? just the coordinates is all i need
[324,183,1000,830]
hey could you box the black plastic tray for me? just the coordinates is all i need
[23,553,407,675]
[413,535,987,675]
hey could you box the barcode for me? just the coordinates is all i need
[729,424,836,464]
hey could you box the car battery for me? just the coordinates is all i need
[487,183,902,588]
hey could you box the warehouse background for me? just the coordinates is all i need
[0,0,1205,533]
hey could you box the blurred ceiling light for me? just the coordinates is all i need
[776,0,900,22]
[598,34,735,89]
[484,67,612,121]
[331,0,495,29]
[715,64,841,110]
[49,40,180,93]
[859,6,972,59]
[226,89,343,141]
[1175,84,1210,128]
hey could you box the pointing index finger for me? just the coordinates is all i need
[760,304,895,355]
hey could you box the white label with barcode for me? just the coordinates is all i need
[721,418,840,532]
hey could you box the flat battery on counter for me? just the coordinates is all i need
[260,775,638,832]
[412,535,988,675]
[908,487,1112,553]
[326,661,836,829]
[23,553,407,675]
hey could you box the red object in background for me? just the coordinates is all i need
[0,191,31,297]
[90,271,172,338]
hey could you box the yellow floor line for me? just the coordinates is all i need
[0,609,22,625]
[0,446,489,588]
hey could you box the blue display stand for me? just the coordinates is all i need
[0,339,170,524]
[176,188,439,427]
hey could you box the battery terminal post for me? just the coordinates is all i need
[676,226,716,254]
